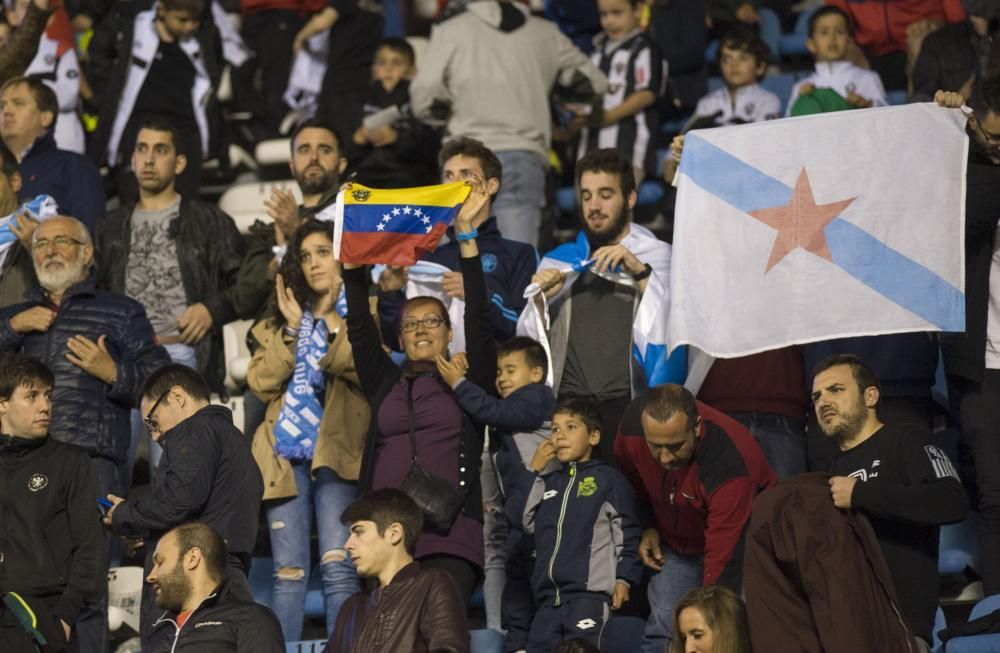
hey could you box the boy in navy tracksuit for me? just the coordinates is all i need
[436,336,556,651]
[506,397,642,653]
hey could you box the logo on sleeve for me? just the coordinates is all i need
[925,446,959,480]
[28,474,48,492]
[577,476,598,497]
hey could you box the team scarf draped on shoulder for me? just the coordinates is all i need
[0,195,59,270]
[516,223,688,389]
[272,297,345,461]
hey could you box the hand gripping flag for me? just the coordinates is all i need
[0,195,58,269]
[329,182,472,266]
[371,260,468,354]
[668,104,968,358]
[517,224,688,389]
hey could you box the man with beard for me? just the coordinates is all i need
[0,353,105,653]
[234,119,347,321]
[144,523,283,652]
[523,147,675,460]
[96,117,244,386]
[0,216,168,651]
[104,364,264,652]
[813,354,968,649]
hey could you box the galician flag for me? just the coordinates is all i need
[329,182,471,266]
[668,103,968,358]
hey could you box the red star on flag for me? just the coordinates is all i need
[747,168,856,272]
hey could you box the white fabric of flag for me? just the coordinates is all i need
[668,103,968,358]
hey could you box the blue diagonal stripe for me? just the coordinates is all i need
[680,133,964,330]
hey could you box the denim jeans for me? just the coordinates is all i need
[729,412,807,480]
[267,463,359,641]
[640,546,703,653]
[493,150,547,247]
[481,452,506,632]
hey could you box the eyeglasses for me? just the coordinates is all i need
[32,236,84,253]
[399,316,445,333]
[143,389,171,432]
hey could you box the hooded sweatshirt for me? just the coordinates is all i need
[410,0,608,161]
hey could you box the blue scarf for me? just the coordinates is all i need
[273,310,329,461]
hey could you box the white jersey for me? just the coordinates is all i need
[24,33,85,154]
[786,60,888,117]
[690,83,781,127]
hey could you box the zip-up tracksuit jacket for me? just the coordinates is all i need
[506,459,642,606]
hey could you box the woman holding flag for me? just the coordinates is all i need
[246,218,373,641]
[342,176,497,608]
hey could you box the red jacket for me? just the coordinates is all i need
[828,0,965,56]
[615,399,777,588]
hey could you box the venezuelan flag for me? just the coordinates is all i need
[331,182,472,266]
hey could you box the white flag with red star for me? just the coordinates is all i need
[668,103,968,358]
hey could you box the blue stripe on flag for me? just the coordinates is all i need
[681,135,791,213]
[343,204,458,234]
[826,219,965,330]
[634,342,688,387]
[681,133,963,330]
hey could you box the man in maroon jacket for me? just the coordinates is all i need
[615,383,776,653]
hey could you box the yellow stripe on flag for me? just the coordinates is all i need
[342,181,472,208]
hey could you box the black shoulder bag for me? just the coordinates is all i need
[399,378,465,530]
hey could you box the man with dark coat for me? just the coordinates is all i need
[144,523,284,652]
[0,353,106,653]
[103,363,264,652]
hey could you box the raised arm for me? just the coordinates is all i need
[343,265,394,400]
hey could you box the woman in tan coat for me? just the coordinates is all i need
[247,219,371,642]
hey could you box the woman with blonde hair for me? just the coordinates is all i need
[672,585,751,653]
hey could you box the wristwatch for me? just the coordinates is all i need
[631,263,653,282]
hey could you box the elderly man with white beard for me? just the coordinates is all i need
[0,215,169,651]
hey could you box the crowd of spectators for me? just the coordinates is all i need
[0,0,998,652]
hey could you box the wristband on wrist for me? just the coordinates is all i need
[282,325,299,338]
[456,228,478,242]
[631,263,653,282]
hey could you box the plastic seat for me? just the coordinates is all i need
[218,180,303,234]
[760,71,802,114]
[933,607,946,651]
[940,596,1000,652]
[470,629,504,653]
[939,512,980,576]
[779,8,817,59]
[249,556,274,607]
[555,179,664,214]
[886,89,909,106]
[222,319,254,393]
[970,595,1000,621]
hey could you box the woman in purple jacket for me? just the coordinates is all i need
[342,178,497,606]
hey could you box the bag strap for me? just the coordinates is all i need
[406,378,418,463]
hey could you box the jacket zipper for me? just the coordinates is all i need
[547,462,577,607]
[153,590,217,653]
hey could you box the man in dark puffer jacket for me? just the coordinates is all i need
[0,215,169,497]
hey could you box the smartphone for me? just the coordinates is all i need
[97,497,113,516]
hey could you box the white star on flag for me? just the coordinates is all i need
[421,217,431,225]
[383,213,391,221]
[414,208,423,217]
[376,223,385,231]
[425,225,432,233]
[402,206,412,215]
[392,208,401,216]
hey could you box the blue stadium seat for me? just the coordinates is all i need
[760,72,801,114]
[285,640,326,653]
[779,8,817,59]
[940,596,1000,652]
[304,566,325,618]
[556,179,666,214]
[886,89,909,106]
[250,557,274,607]
[471,629,504,653]
[934,607,946,651]
[939,512,979,576]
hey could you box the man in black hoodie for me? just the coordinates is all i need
[102,363,264,652]
[0,353,105,652]
[145,522,283,652]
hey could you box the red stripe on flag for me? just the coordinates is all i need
[339,224,449,266]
